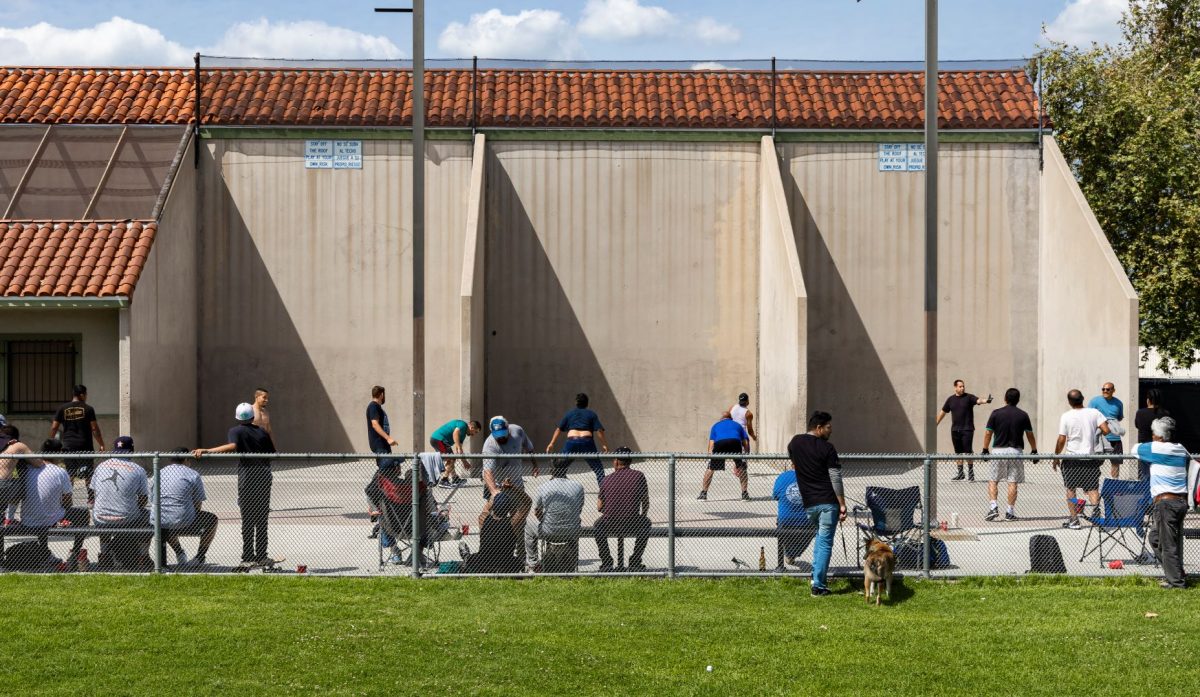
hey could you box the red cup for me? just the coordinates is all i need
[296,564,307,574]
[939,521,948,531]
[461,523,470,535]
[1108,560,1124,570]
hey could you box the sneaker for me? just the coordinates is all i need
[697,491,707,500]
[951,470,965,481]
[741,491,751,501]
[1090,504,1102,519]
[1063,518,1082,530]
[1004,511,1018,521]
[458,541,472,561]
[984,508,1000,522]
[175,550,189,567]
[368,522,380,540]
[387,552,404,565]
[811,586,832,597]
[438,478,455,489]
[235,560,256,571]
[967,470,976,482]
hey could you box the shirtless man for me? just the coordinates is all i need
[252,388,272,439]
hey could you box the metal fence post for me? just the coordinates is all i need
[412,454,422,578]
[667,455,676,579]
[922,457,932,579]
[152,453,163,574]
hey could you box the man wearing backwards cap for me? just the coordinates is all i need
[92,435,151,569]
[195,402,277,569]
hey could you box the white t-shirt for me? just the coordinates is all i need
[1058,408,1107,456]
[19,463,72,528]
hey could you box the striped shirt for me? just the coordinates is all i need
[1136,441,1189,498]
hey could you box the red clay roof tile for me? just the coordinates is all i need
[0,220,155,298]
[0,67,1040,129]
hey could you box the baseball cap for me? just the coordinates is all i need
[112,436,135,453]
[489,415,509,438]
[235,402,255,422]
[738,392,749,403]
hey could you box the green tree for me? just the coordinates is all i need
[1038,0,1200,371]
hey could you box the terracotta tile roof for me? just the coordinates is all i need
[0,220,155,297]
[0,67,1040,130]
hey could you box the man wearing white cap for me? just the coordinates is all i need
[194,402,277,569]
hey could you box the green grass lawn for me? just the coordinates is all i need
[2,575,1196,695]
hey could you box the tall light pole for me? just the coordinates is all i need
[923,0,939,516]
[375,3,425,454]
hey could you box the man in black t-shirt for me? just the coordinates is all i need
[49,384,105,480]
[366,385,400,468]
[194,402,277,568]
[980,388,1037,521]
[935,379,992,481]
[786,411,845,597]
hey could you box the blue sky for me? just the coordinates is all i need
[0,0,1128,65]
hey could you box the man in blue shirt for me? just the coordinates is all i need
[772,468,816,567]
[1137,417,1190,589]
[699,411,750,501]
[1088,382,1125,478]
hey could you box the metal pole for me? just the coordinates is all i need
[412,0,426,453]
[667,456,676,579]
[412,456,422,577]
[924,0,940,519]
[1037,57,1045,172]
[193,52,201,168]
[152,454,163,573]
[770,56,777,138]
[472,55,479,135]
[922,457,932,579]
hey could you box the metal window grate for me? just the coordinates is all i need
[3,339,77,414]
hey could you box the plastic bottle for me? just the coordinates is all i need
[758,546,766,571]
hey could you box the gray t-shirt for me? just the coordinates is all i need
[151,463,207,528]
[19,463,72,528]
[91,457,149,523]
[535,476,585,539]
[482,425,534,488]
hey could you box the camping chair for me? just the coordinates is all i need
[376,472,449,571]
[1079,478,1152,568]
[852,485,922,568]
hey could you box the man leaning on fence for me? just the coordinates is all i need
[787,411,845,597]
[594,447,650,572]
[195,402,278,570]
[1137,417,1190,589]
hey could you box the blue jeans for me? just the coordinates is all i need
[805,503,839,589]
[562,437,605,486]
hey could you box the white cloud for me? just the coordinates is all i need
[690,61,730,71]
[578,0,676,40]
[692,17,740,44]
[0,16,192,66]
[1044,0,1127,46]
[206,18,403,59]
[438,8,579,59]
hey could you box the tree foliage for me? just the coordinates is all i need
[1038,0,1200,371]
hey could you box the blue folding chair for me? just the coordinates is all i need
[853,485,922,568]
[1079,478,1152,568]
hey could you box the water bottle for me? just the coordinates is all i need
[758,546,766,571]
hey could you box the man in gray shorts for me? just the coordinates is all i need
[981,388,1037,521]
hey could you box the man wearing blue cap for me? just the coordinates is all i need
[195,402,277,569]
[92,435,150,569]
[481,416,535,563]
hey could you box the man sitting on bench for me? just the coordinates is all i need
[152,449,218,568]
[524,460,584,572]
[594,447,650,572]
[91,436,151,570]
[6,438,89,562]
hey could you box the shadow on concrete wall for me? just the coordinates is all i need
[484,154,640,453]
[783,174,921,453]
[199,163,353,453]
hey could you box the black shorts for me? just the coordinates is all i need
[708,439,746,471]
[951,430,974,455]
[1061,460,1101,491]
[165,510,218,537]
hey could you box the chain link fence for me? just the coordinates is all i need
[2,451,1196,579]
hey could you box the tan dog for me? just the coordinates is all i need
[863,537,896,606]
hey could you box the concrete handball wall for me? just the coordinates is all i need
[126,135,198,449]
[459,134,487,452]
[782,142,1041,453]
[198,139,473,451]
[1038,136,1138,454]
[484,141,759,452]
[3,309,119,443]
[757,136,807,453]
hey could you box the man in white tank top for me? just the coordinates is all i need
[730,393,757,445]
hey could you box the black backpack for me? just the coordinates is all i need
[1028,534,1067,574]
[2,540,53,571]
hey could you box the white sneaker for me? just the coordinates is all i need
[175,550,189,566]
